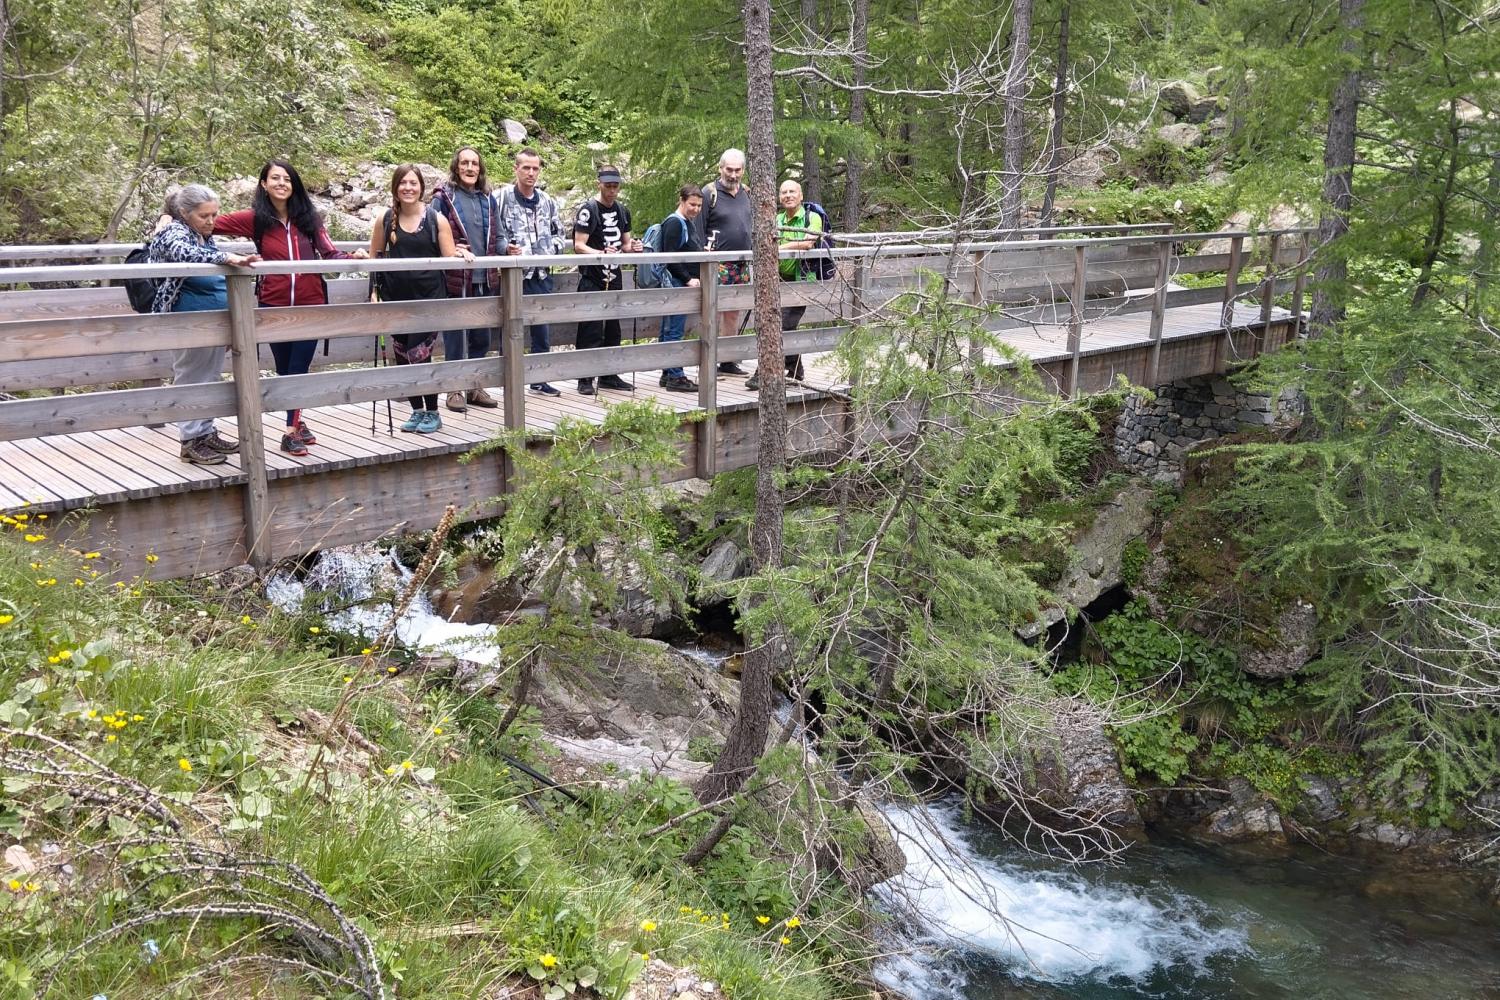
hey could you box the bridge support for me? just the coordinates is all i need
[226,274,271,571]
[696,261,720,478]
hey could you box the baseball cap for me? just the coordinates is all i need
[596,166,623,183]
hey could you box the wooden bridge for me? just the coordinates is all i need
[0,225,1311,579]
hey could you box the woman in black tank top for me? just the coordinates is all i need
[368,164,471,433]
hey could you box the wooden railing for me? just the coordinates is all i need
[0,227,1313,566]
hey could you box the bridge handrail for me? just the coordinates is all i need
[0,227,1316,286]
[0,223,1178,262]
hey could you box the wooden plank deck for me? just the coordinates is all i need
[0,300,1288,516]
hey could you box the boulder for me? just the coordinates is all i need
[1056,149,1110,189]
[1023,699,1144,832]
[223,175,258,207]
[1202,777,1286,842]
[1199,205,1305,255]
[1155,123,1204,150]
[1294,774,1345,824]
[502,118,529,144]
[1159,80,1202,118]
[1186,96,1224,124]
[1023,484,1155,638]
[697,539,746,594]
[1239,599,1318,678]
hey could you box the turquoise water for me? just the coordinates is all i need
[877,805,1500,1000]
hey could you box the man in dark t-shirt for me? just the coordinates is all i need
[571,165,640,395]
[696,148,752,376]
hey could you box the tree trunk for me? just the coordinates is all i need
[1473,150,1500,310]
[694,0,786,808]
[841,0,870,233]
[1038,0,1070,228]
[999,0,1035,231]
[1309,0,1364,340]
[800,0,821,204]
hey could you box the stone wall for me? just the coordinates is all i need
[1114,376,1303,480]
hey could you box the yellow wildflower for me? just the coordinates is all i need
[401,760,414,771]
[23,882,39,893]
[85,709,98,719]
[35,514,46,520]
[639,920,657,932]
[384,766,396,776]
[679,905,692,914]
[131,714,144,722]
[47,656,59,665]
[241,615,252,624]
[756,915,770,926]
[73,578,84,587]
[538,953,558,970]
[699,915,710,924]
[361,647,372,656]
[24,533,45,543]
[432,727,443,736]
[780,936,791,946]
[6,879,20,891]
[786,916,802,928]
[0,615,12,625]
[386,666,397,674]
[178,758,193,772]
[639,952,650,962]
[57,649,72,661]
[84,551,100,559]
[343,675,353,684]
[106,734,117,743]
[308,626,321,634]
[145,553,158,564]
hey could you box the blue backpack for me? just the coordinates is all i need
[637,212,688,289]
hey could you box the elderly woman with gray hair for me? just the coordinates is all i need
[147,184,260,465]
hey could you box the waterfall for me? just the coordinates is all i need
[874,802,1249,997]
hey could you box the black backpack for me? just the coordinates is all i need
[121,244,159,313]
[802,202,835,280]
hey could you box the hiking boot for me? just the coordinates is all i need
[718,362,747,376]
[530,382,561,397]
[201,431,240,453]
[400,411,424,432]
[293,420,317,446]
[597,374,632,391]
[180,436,228,465]
[577,379,596,396]
[468,387,499,408]
[280,432,309,457]
[660,374,698,393]
[745,374,759,391]
[445,392,468,413]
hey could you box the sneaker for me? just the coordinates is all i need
[445,392,468,413]
[718,362,748,376]
[417,410,443,434]
[787,359,806,382]
[745,374,759,392]
[280,432,309,457]
[294,420,317,446]
[201,431,240,453]
[530,382,561,397]
[597,374,632,391]
[179,436,227,465]
[400,411,424,432]
[468,387,499,408]
[660,374,698,393]
[577,379,596,396]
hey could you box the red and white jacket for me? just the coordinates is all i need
[213,211,352,306]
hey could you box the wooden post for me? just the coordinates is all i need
[968,249,986,365]
[501,266,526,489]
[1146,239,1170,387]
[226,273,270,570]
[1290,232,1311,340]
[1064,245,1086,398]
[851,255,869,321]
[1256,233,1281,356]
[1216,235,1244,373]
[695,260,719,478]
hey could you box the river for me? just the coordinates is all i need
[271,546,1500,1000]
[876,802,1500,1000]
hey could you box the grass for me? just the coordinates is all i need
[0,521,856,1000]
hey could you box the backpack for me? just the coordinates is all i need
[637,213,688,289]
[121,244,159,313]
[637,221,665,288]
[802,202,835,280]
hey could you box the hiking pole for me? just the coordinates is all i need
[382,335,394,435]
[370,334,380,434]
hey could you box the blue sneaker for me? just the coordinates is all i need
[530,382,561,397]
[416,410,443,434]
[400,410,423,433]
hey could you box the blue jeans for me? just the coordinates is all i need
[524,273,552,356]
[658,272,688,379]
[443,281,494,362]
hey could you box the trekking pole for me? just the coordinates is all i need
[370,334,380,434]
[382,335,394,435]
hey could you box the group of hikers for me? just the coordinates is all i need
[145,146,827,466]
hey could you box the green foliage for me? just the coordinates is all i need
[1057,180,1235,232]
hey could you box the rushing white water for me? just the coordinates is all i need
[265,543,500,665]
[874,803,1249,996]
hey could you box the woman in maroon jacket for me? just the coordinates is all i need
[214,159,367,455]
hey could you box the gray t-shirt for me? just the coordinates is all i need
[697,179,752,252]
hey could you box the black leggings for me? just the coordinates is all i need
[395,333,438,412]
[270,338,318,426]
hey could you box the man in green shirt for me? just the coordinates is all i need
[747,179,824,390]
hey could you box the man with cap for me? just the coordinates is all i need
[571,165,640,395]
